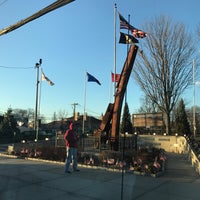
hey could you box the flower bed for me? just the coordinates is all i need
[78,147,166,176]
[12,144,166,177]
[129,148,166,176]
[13,145,66,162]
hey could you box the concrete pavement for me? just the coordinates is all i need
[0,153,200,200]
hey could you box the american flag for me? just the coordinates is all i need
[137,158,142,164]
[159,155,167,161]
[118,12,147,38]
[119,12,134,30]
[153,161,161,169]
[129,165,134,171]
[87,157,94,165]
[107,158,115,165]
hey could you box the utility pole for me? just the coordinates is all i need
[34,59,42,141]
[72,103,78,120]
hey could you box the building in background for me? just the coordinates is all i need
[132,112,164,134]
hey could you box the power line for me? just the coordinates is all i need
[0,0,75,36]
[0,65,34,69]
[0,0,9,7]
[78,103,101,116]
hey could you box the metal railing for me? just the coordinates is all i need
[55,132,137,153]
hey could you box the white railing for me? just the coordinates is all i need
[138,135,200,175]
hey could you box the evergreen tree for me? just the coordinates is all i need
[174,99,191,135]
[0,108,19,139]
[120,102,133,134]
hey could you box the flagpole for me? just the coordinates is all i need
[193,59,196,138]
[110,71,112,102]
[82,72,87,150]
[37,67,43,137]
[114,3,117,100]
[38,68,42,117]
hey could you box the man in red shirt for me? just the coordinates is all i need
[64,122,80,173]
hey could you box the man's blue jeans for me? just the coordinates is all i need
[65,147,77,172]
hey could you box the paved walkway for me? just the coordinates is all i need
[132,153,200,200]
[0,152,199,200]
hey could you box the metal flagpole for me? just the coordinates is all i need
[193,59,196,138]
[114,3,117,99]
[82,71,87,150]
[109,71,112,103]
[37,67,43,137]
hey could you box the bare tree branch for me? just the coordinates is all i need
[133,15,196,134]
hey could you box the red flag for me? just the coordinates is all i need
[111,72,120,82]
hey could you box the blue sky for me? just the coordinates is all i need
[0,0,200,121]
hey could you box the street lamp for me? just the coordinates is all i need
[175,133,178,153]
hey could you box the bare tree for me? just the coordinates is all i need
[197,22,200,38]
[138,95,159,113]
[133,15,196,135]
[52,112,57,122]
[57,109,68,120]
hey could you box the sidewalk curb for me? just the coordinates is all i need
[0,153,165,177]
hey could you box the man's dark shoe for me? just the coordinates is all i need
[74,169,80,172]
[65,171,71,174]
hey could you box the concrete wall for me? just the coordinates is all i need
[137,135,187,153]
[138,135,200,175]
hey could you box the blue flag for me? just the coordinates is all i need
[87,72,101,85]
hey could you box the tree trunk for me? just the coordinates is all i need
[165,112,171,135]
